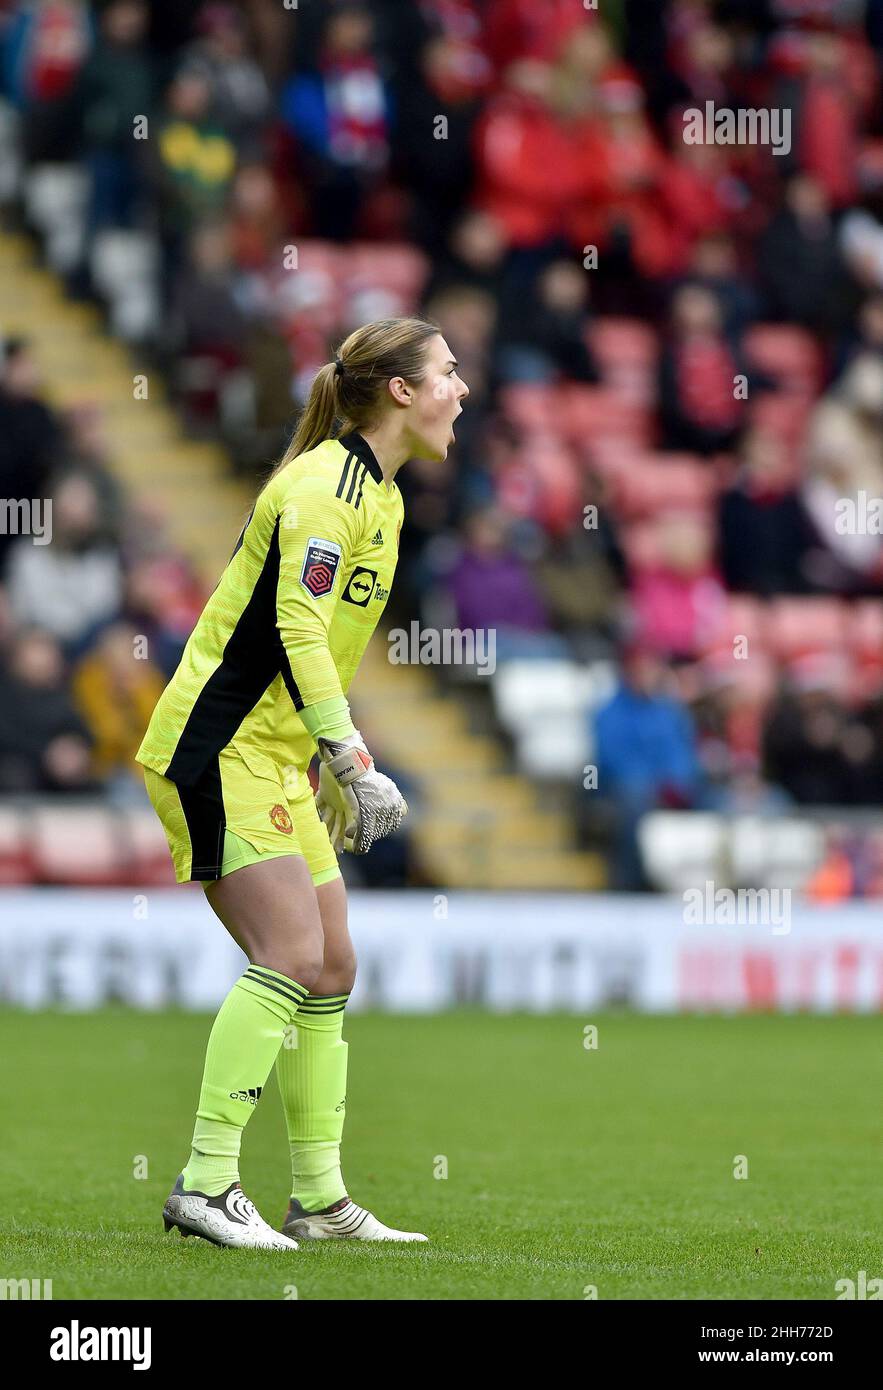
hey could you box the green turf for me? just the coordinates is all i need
[2,1010,881,1300]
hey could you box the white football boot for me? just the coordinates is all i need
[163,1174,299,1250]
[282,1195,428,1242]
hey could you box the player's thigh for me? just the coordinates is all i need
[207,748,324,979]
[205,855,325,985]
[286,767,356,992]
[314,876,355,994]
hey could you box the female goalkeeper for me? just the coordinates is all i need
[137,317,468,1249]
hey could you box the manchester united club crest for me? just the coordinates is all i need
[269,804,293,834]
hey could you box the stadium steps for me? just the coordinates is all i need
[0,232,249,584]
[352,644,605,890]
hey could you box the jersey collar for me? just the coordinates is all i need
[338,430,384,485]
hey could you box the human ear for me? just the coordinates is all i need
[388,376,412,407]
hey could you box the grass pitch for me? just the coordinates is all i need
[2,1010,880,1300]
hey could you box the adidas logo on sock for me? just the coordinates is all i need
[229,1087,263,1105]
[370,529,383,546]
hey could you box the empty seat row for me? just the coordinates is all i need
[0,805,178,886]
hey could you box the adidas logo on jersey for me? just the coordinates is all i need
[370,529,383,546]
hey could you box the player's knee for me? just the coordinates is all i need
[253,922,325,992]
[321,949,357,995]
[257,948,324,993]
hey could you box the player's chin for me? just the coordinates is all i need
[418,429,453,462]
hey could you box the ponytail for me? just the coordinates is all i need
[283,360,340,461]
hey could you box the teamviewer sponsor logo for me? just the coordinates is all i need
[342,566,377,605]
[50,1321,152,1370]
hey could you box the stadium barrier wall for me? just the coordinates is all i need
[1,889,882,1012]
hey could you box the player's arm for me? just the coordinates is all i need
[276,473,407,854]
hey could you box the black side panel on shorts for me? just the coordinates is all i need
[166,518,302,785]
[178,755,226,881]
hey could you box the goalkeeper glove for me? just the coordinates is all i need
[316,731,408,855]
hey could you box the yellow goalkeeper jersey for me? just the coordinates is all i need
[136,430,404,784]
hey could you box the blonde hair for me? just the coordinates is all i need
[263,316,440,488]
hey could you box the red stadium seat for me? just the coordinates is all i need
[498,383,559,434]
[699,600,778,703]
[845,600,883,702]
[609,453,717,519]
[766,598,847,658]
[0,808,33,884]
[346,243,429,302]
[31,807,128,886]
[847,599,883,654]
[586,436,647,479]
[745,324,823,397]
[121,808,178,887]
[559,384,654,447]
[590,317,659,406]
[712,595,770,654]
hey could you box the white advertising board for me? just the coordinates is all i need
[1,889,882,1012]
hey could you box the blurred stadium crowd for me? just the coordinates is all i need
[1,0,883,892]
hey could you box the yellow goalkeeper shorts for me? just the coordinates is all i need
[142,744,340,887]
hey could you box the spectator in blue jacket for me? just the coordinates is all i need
[594,645,703,888]
[279,5,392,240]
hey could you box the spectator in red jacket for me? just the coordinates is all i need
[659,283,747,455]
[795,32,862,210]
[565,72,676,280]
[483,0,590,76]
[472,59,584,249]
